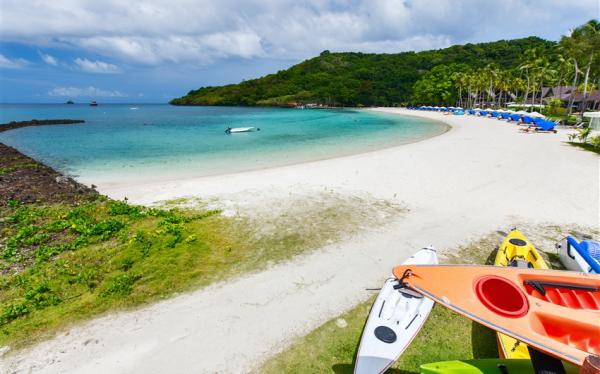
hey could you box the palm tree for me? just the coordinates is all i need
[560,20,600,115]
[519,48,541,106]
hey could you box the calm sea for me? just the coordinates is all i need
[0,104,447,186]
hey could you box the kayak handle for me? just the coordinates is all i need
[524,280,599,296]
[567,244,576,260]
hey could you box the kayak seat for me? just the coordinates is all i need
[508,260,533,268]
[374,325,397,344]
[399,287,423,299]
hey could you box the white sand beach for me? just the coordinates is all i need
[2,108,598,373]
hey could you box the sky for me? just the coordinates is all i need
[0,0,598,103]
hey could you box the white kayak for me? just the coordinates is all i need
[225,126,255,134]
[557,236,600,274]
[355,246,438,374]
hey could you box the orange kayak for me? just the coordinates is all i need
[392,264,600,365]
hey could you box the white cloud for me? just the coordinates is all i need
[0,54,29,69]
[39,52,58,66]
[48,86,126,97]
[74,57,120,73]
[0,0,596,66]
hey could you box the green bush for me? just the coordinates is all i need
[108,200,142,217]
[589,135,600,148]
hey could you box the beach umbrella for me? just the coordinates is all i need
[528,111,545,118]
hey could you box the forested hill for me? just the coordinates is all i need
[170,37,555,107]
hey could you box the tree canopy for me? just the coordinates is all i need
[170,37,555,107]
[409,20,600,109]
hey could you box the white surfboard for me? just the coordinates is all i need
[354,247,438,374]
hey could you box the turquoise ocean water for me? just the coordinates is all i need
[0,104,447,186]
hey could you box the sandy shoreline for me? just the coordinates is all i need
[3,108,598,373]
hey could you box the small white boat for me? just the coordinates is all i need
[354,246,438,374]
[557,236,600,274]
[225,126,256,134]
[129,107,139,110]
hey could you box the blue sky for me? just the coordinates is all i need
[0,0,598,103]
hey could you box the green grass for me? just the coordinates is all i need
[260,299,497,374]
[568,142,600,155]
[0,193,402,349]
[0,198,230,347]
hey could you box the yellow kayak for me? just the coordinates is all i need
[494,229,548,359]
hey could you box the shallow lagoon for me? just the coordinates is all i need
[0,105,447,185]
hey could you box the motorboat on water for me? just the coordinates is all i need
[225,126,259,134]
[90,101,98,106]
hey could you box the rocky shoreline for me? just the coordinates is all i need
[0,119,84,133]
[0,143,97,206]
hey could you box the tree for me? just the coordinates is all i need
[412,64,470,105]
[559,20,600,115]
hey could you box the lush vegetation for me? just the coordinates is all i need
[0,197,232,347]
[171,37,554,107]
[172,21,599,111]
[568,127,600,154]
[411,20,600,109]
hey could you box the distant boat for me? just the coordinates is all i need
[66,100,74,104]
[225,126,259,134]
[90,101,98,106]
[129,107,139,110]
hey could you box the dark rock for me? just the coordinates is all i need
[0,143,98,206]
[0,119,85,133]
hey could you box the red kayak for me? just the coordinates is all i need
[392,264,600,365]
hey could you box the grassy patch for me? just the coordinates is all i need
[567,142,600,155]
[0,192,402,349]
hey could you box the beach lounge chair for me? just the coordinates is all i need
[490,111,499,118]
[509,113,521,122]
[468,109,476,115]
[522,116,533,125]
[519,120,557,133]
[478,110,488,117]
[535,121,557,133]
[500,112,510,120]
